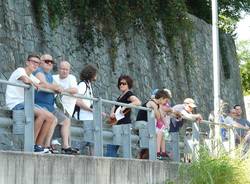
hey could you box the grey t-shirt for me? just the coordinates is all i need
[172,104,197,121]
[235,118,250,137]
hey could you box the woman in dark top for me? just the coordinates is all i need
[106,75,141,157]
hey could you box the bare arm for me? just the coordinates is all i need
[120,95,141,112]
[19,75,40,89]
[76,99,92,112]
[35,72,63,92]
[146,101,161,120]
[63,87,78,94]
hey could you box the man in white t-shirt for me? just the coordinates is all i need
[5,54,56,153]
[53,61,78,116]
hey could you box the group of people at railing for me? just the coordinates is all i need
[4,53,250,160]
[209,103,250,148]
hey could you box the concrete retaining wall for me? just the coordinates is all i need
[0,151,179,184]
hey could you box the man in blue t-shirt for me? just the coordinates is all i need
[34,54,79,154]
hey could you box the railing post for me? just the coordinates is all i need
[228,127,235,157]
[93,97,103,156]
[147,110,157,160]
[122,124,132,158]
[192,121,200,161]
[24,86,34,152]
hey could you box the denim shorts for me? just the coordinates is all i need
[12,103,42,110]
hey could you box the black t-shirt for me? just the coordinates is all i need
[136,102,148,121]
[136,99,159,122]
[115,91,134,125]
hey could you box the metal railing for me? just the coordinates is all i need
[175,118,250,162]
[0,79,35,152]
[0,79,156,159]
[1,79,249,161]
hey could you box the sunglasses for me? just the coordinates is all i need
[119,82,127,86]
[29,60,40,65]
[44,60,54,64]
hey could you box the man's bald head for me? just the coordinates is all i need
[59,61,71,79]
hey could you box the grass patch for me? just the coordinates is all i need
[169,147,250,184]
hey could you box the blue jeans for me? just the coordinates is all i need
[106,144,119,157]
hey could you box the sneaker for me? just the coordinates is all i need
[34,144,50,153]
[51,139,61,146]
[160,152,169,160]
[157,152,162,160]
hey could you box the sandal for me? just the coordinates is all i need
[47,147,59,154]
[61,147,80,155]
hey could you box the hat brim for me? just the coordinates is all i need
[189,103,197,108]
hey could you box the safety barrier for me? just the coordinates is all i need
[1,79,249,161]
[0,79,157,159]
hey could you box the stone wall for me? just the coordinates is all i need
[0,0,244,118]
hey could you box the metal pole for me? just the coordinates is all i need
[93,97,103,156]
[212,0,221,155]
[147,110,157,160]
[24,86,34,152]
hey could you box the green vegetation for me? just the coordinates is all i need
[237,40,250,95]
[186,0,250,37]
[31,0,250,72]
[168,148,250,184]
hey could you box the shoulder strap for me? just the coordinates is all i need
[73,80,91,120]
[79,80,90,96]
[149,99,159,109]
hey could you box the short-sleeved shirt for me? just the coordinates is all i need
[235,118,250,137]
[115,91,134,125]
[33,67,55,112]
[77,80,93,120]
[6,67,39,110]
[53,74,77,116]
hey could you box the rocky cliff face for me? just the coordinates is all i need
[0,0,244,118]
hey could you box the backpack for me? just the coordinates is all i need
[72,80,91,119]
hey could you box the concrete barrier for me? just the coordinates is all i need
[0,151,179,184]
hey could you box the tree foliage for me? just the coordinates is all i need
[237,40,250,95]
[185,0,250,37]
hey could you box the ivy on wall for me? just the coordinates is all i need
[30,0,224,75]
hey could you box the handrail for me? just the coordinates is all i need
[37,87,151,111]
[182,118,250,131]
[1,80,155,158]
[1,79,249,161]
[0,79,30,88]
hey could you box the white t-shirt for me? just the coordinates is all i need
[77,81,93,120]
[53,74,77,116]
[6,67,39,110]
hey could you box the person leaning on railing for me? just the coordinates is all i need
[233,104,250,146]
[169,98,203,162]
[5,54,56,153]
[105,75,141,157]
[33,54,79,154]
[136,89,171,160]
